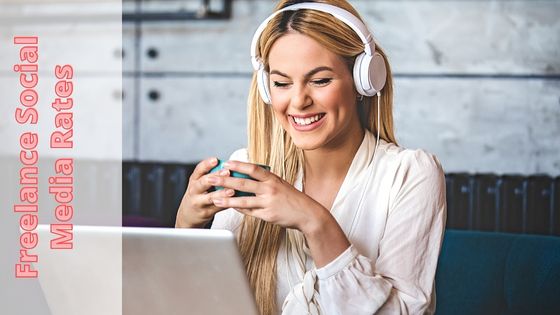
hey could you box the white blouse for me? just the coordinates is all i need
[211,129,447,315]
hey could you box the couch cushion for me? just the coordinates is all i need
[435,230,560,315]
[504,235,560,315]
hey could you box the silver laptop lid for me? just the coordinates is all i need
[32,225,258,315]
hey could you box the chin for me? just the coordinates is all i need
[289,135,324,151]
[281,120,329,150]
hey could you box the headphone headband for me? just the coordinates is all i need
[250,1,387,103]
[250,2,375,70]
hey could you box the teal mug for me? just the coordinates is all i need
[208,159,271,197]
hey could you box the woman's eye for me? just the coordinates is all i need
[311,78,332,86]
[272,81,290,88]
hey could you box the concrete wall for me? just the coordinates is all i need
[124,0,560,175]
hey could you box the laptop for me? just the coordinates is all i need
[31,224,259,315]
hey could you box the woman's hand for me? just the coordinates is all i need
[209,160,324,232]
[175,157,237,228]
[211,160,352,267]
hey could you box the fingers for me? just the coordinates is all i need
[207,175,261,195]
[176,168,233,228]
[191,187,236,210]
[223,160,270,182]
[192,169,230,195]
[212,195,259,209]
[190,157,219,183]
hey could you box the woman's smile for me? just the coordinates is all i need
[289,113,326,131]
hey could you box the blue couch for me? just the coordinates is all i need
[435,229,560,315]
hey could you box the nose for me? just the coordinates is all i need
[290,84,312,109]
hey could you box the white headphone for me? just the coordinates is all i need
[250,2,387,105]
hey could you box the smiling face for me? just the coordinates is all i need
[267,32,363,151]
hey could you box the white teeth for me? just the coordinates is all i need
[292,114,324,126]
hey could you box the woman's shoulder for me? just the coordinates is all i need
[376,141,446,214]
[377,140,444,180]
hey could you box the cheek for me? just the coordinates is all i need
[271,102,285,115]
[271,92,291,114]
[271,104,290,126]
[270,90,290,109]
[313,89,349,112]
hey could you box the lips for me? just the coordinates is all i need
[289,113,326,131]
[289,113,326,119]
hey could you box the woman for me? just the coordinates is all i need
[175,1,447,314]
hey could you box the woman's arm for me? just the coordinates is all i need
[291,197,350,268]
[312,151,447,314]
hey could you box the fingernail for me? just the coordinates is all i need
[225,189,234,196]
[219,169,229,176]
[213,198,224,205]
[223,161,232,169]
[210,157,217,164]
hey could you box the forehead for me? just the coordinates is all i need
[267,33,346,73]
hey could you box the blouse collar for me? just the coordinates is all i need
[294,129,378,210]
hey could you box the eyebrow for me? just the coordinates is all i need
[269,66,334,79]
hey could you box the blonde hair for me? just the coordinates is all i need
[238,1,397,314]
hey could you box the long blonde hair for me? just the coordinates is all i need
[239,1,397,314]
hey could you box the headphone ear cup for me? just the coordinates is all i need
[257,68,272,104]
[370,52,387,93]
[353,52,368,96]
[353,52,387,97]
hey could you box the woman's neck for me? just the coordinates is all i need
[303,126,365,185]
